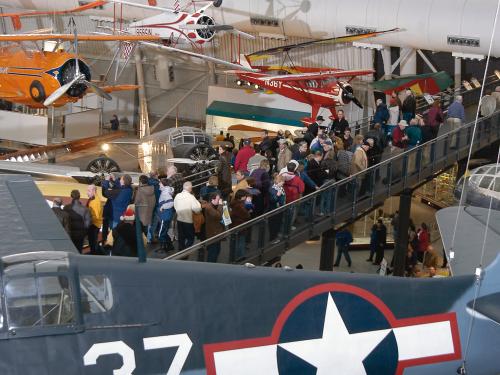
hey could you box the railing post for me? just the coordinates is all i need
[319,228,336,271]
[393,188,412,277]
[387,162,393,197]
[330,187,337,225]
[351,178,358,219]
[402,154,408,188]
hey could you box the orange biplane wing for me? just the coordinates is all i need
[0,1,108,30]
[0,34,161,42]
[101,84,140,93]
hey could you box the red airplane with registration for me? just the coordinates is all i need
[232,56,373,124]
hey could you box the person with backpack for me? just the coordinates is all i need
[64,189,91,253]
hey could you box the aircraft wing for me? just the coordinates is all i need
[101,84,140,93]
[261,69,374,82]
[140,41,259,73]
[0,34,161,42]
[247,28,400,62]
[0,1,106,19]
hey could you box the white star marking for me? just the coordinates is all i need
[279,293,391,375]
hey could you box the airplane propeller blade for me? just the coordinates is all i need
[338,81,364,109]
[83,80,112,100]
[351,97,364,109]
[43,74,84,107]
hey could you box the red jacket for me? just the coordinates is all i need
[392,126,407,149]
[417,229,430,252]
[284,175,305,203]
[234,145,256,173]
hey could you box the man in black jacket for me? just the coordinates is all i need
[330,110,349,137]
[63,190,91,253]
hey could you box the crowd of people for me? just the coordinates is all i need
[50,89,486,268]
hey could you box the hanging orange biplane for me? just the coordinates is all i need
[0,32,161,108]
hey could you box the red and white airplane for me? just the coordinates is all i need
[231,56,373,124]
[0,0,251,48]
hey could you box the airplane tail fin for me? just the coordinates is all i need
[238,54,253,70]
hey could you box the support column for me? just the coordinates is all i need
[319,228,336,271]
[393,189,412,277]
[381,47,393,80]
[454,57,462,91]
[134,48,150,138]
[400,48,417,76]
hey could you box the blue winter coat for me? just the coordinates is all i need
[373,103,390,125]
[102,180,133,222]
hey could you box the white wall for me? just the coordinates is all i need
[0,110,48,145]
[64,109,100,140]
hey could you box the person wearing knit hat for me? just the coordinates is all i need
[112,204,137,257]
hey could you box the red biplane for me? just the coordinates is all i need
[229,29,398,124]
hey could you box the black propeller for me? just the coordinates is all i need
[338,81,363,109]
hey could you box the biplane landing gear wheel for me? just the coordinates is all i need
[184,144,218,176]
[86,156,121,175]
[29,80,46,103]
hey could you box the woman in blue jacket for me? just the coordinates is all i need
[102,174,133,229]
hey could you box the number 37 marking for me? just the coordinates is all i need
[83,334,193,375]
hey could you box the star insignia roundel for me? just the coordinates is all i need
[204,283,462,375]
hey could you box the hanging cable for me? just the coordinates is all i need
[449,0,500,263]
[451,0,500,373]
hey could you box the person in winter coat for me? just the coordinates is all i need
[232,170,249,200]
[166,166,184,196]
[134,175,156,234]
[234,139,256,173]
[307,151,328,187]
[174,181,202,250]
[402,89,416,122]
[373,99,390,126]
[217,145,233,199]
[276,139,292,171]
[64,189,91,253]
[202,192,225,262]
[330,110,350,137]
[250,159,271,194]
[230,189,252,260]
[102,174,133,229]
[158,179,175,252]
[427,100,444,138]
[373,219,387,265]
[52,197,70,234]
[112,206,137,257]
[247,147,267,175]
[147,172,161,244]
[268,174,286,242]
[87,184,103,254]
[158,178,174,251]
[417,222,430,263]
[281,162,305,204]
[334,228,353,267]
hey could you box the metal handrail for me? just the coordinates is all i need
[166,110,500,261]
